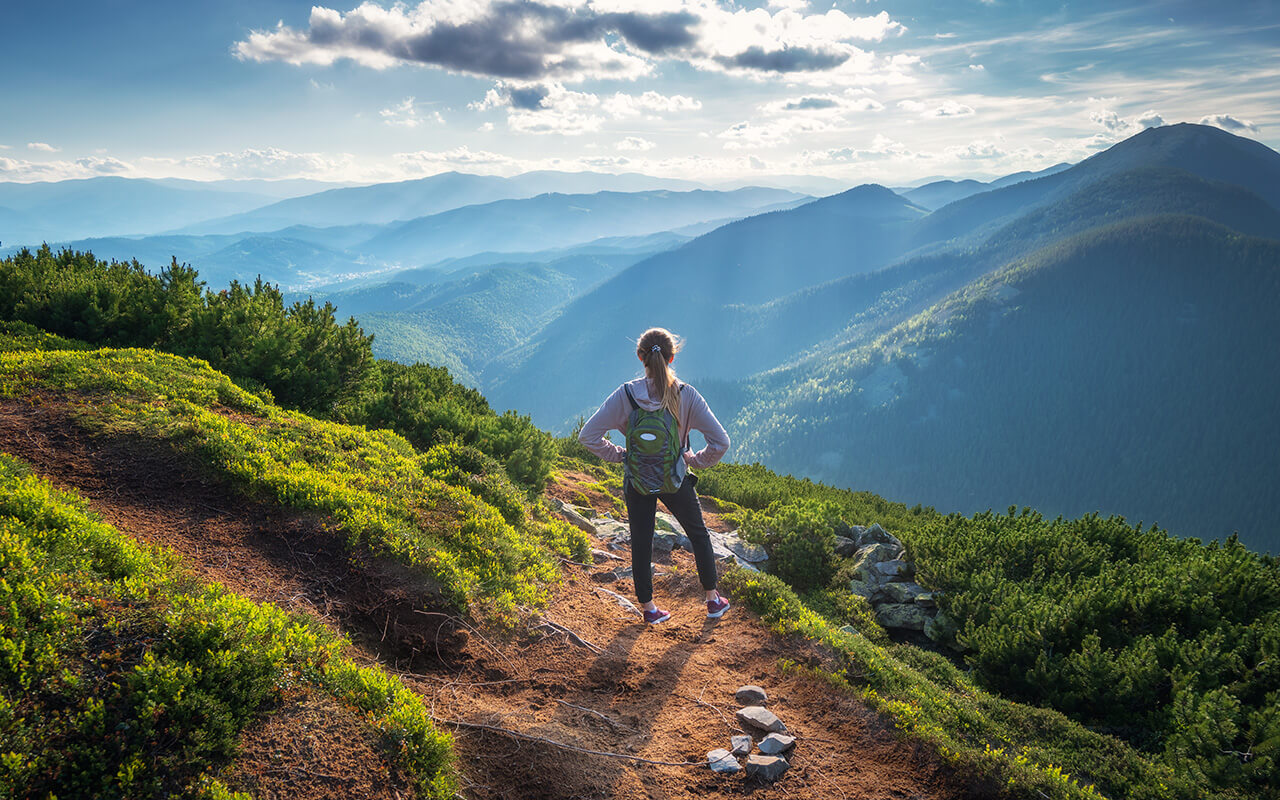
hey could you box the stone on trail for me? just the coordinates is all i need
[735,685,768,705]
[736,705,787,734]
[550,498,596,534]
[707,749,740,774]
[730,734,753,756]
[590,548,621,563]
[757,733,796,755]
[745,754,790,781]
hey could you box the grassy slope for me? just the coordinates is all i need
[0,346,589,625]
[0,454,455,799]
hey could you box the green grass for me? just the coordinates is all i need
[0,347,590,626]
[0,453,455,799]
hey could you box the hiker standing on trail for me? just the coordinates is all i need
[578,327,732,624]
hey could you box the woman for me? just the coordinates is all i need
[578,327,731,624]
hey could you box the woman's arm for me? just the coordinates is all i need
[578,386,628,462]
[682,387,730,468]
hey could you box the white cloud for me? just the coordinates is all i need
[718,116,832,150]
[233,1,910,84]
[379,97,443,128]
[1087,106,1165,146]
[616,136,657,151]
[0,153,135,181]
[1198,114,1259,134]
[601,91,701,118]
[162,147,355,179]
[945,140,1005,160]
[897,98,974,117]
[968,63,984,71]
[396,146,517,173]
[27,142,59,152]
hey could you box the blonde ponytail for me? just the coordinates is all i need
[637,328,683,422]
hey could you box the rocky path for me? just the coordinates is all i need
[0,400,985,800]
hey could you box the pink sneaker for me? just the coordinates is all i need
[644,607,671,624]
[706,595,730,619]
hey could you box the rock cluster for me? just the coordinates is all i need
[841,523,957,648]
[705,685,796,782]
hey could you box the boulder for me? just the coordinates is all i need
[880,581,926,604]
[652,531,681,553]
[745,754,790,781]
[722,533,768,564]
[870,559,913,581]
[848,578,878,599]
[847,524,868,543]
[833,536,859,557]
[655,512,684,534]
[736,706,787,734]
[735,685,768,705]
[708,749,740,773]
[916,592,938,609]
[729,734,753,756]
[851,543,902,580]
[861,522,903,552]
[875,603,930,631]
[757,733,795,755]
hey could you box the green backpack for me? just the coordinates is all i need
[623,383,683,495]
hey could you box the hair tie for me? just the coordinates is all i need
[650,345,662,355]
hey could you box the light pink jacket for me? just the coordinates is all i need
[578,377,730,469]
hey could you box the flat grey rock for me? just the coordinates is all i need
[707,749,740,774]
[758,733,795,755]
[735,685,768,705]
[875,602,929,631]
[834,535,859,557]
[745,754,790,781]
[870,559,913,580]
[736,705,787,734]
[730,734,752,756]
[880,581,926,604]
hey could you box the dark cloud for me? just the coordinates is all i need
[784,96,840,111]
[718,46,848,73]
[507,85,551,110]
[603,11,700,54]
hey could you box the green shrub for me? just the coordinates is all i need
[0,454,456,799]
[738,499,841,593]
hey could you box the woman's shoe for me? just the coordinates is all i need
[644,607,671,624]
[706,595,731,619]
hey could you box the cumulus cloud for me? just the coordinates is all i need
[1198,114,1258,133]
[601,91,701,118]
[471,82,605,135]
[1086,107,1164,147]
[169,147,354,179]
[396,145,517,173]
[761,92,883,115]
[234,1,908,83]
[897,98,974,117]
[0,154,136,181]
[718,116,831,150]
[616,136,657,151]
[968,63,984,71]
[801,133,911,165]
[27,142,59,152]
[380,97,444,127]
[946,140,1005,160]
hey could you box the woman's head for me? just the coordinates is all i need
[636,327,683,420]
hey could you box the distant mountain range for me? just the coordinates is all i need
[895,163,1072,209]
[477,123,1280,553]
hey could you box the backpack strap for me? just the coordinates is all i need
[622,384,640,411]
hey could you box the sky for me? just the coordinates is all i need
[2,0,1277,185]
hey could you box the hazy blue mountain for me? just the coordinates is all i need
[0,177,276,244]
[177,170,709,234]
[896,163,1072,210]
[733,215,1280,554]
[357,187,808,265]
[482,184,928,424]
[914,124,1280,247]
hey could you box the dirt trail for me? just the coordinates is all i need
[0,399,987,800]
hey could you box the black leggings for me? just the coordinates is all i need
[624,474,719,604]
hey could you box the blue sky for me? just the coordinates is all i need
[2,0,1276,184]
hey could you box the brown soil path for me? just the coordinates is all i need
[0,399,989,800]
